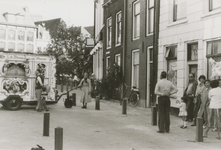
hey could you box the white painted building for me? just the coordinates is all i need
[158,0,221,107]
[0,4,36,53]
[90,0,104,80]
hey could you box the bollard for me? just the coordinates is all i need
[61,83,63,92]
[95,96,100,110]
[151,106,157,126]
[122,98,127,114]
[196,117,203,142]
[55,127,63,150]
[66,82,69,91]
[72,93,76,106]
[43,112,50,136]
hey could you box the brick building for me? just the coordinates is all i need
[103,0,124,74]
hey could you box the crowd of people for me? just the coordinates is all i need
[155,71,221,139]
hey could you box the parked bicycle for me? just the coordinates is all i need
[120,83,139,107]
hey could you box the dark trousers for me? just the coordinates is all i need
[193,95,201,123]
[158,96,170,132]
[186,96,194,121]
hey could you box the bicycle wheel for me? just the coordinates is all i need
[129,92,139,107]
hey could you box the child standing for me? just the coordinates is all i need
[176,97,188,129]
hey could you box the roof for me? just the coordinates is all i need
[0,3,36,27]
[84,26,94,37]
[34,18,62,37]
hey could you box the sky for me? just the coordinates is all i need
[1,0,94,27]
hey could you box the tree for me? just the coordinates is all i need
[47,20,93,83]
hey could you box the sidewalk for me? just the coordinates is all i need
[0,89,221,150]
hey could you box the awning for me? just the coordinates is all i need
[90,42,102,55]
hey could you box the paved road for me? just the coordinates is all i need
[0,89,221,150]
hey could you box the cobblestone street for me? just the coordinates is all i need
[0,89,221,150]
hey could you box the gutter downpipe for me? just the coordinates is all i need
[123,0,127,80]
[152,0,160,106]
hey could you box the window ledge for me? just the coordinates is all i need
[115,43,121,47]
[167,18,188,28]
[201,9,221,20]
[146,33,153,37]
[106,47,111,50]
[133,37,140,41]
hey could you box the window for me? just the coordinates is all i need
[17,43,24,52]
[189,65,198,80]
[107,17,112,48]
[115,54,121,66]
[133,1,140,39]
[209,0,221,11]
[147,0,154,34]
[207,40,221,79]
[26,44,33,52]
[18,31,25,41]
[207,40,221,55]
[106,56,110,68]
[116,11,122,46]
[166,46,177,86]
[8,30,15,40]
[0,29,6,39]
[187,43,198,61]
[132,50,139,88]
[8,42,15,51]
[0,42,5,51]
[173,0,187,21]
[27,32,34,42]
[149,48,153,62]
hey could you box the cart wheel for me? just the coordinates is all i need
[5,97,22,110]
[64,99,73,108]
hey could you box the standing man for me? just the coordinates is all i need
[155,71,178,133]
[184,73,198,122]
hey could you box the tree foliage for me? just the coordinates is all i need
[47,20,93,83]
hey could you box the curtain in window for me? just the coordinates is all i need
[174,0,186,20]
[167,59,177,86]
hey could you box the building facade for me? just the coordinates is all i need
[158,0,221,107]
[103,0,124,76]
[124,0,156,107]
[0,4,37,53]
[91,0,104,80]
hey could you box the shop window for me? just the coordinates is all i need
[166,46,177,86]
[173,0,187,21]
[207,40,221,79]
[132,50,139,88]
[0,29,6,40]
[209,0,221,11]
[133,0,140,40]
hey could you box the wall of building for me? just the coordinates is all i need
[125,0,154,107]
[103,0,124,74]
[158,0,221,107]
